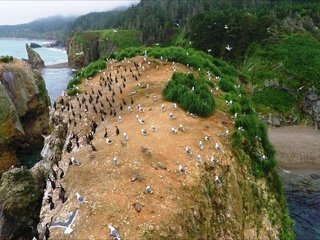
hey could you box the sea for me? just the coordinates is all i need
[0,38,72,102]
[0,38,318,240]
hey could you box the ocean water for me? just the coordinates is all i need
[0,38,72,101]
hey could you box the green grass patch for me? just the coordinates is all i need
[163,72,215,117]
[252,88,295,113]
[0,55,13,63]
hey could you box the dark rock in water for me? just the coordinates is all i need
[26,44,45,69]
[30,43,42,49]
[310,174,320,180]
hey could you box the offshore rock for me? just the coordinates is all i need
[26,44,45,69]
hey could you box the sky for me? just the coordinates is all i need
[0,1,140,25]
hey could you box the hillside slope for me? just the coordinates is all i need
[37,56,291,239]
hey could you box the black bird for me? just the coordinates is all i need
[113,110,117,117]
[60,183,65,193]
[31,225,39,240]
[112,90,115,97]
[104,128,108,138]
[112,97,115,103]
[47,196,53,204]
[120,104,123,111]
[44,223,50,240]
[66,141,72,153]
[59,168,64,179]
[53,101,56,111]
[90,143,97,151]
[115,126,120,136]
[122,98,126,105]
[109,102,113,108]
[49,178,56,190]
[131,97,134,105]
[123,82,126,88]
[50,201,54,211]
[119,87,122,94]
[59,189,66,203]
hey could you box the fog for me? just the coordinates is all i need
[0,1,139,25]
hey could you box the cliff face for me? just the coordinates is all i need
[0,60,50,171]
[26,44,45,69]
[35,56,292,239]
[67,29,141,68]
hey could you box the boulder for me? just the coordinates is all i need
[26,44,45,69]
[0,60,50,171]
[29,43,42,49]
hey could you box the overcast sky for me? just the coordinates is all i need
[0,1,139,25]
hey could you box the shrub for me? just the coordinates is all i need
[67,87,81,96]
[163,72,215,117]
[218,78,236,92]
[0,55,14,63]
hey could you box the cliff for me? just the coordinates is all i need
[35,55,293,239]
[0,59,50,171]
[26,44,45,69]
[67,29,141,68]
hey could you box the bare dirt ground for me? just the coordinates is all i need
[44,57,233,239]
[268,125,320,171]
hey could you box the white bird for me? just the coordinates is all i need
[215,143,223,151]
[172,103,177,110]
[221,129,229,137]
[69,157,81,165]
[75,192,87,203]
[50,209,78,235]
[171,127,178,134]
[128,106,133,112]
[204,136,211,141]
[224,24,228,30]
[238,126,245,131]
[145,185,153,194]
[231,112,238,119]
[261,155,267,160]
[118,116,123,123]
[255,135,262,141]
[185,146,192,155]
[178,165,186,174]
[215,176,222,185]
[178,124,185,132]
[210,156,218,165]
[112,29,118,33]
[153,95,157,101]
[106,138,113,145]
[123,132,129,140]
[161,104,166,112]
[196,154,203,162]
[226,44,232,51]
[191,86,195,92]
[151,125,157,132]
[175,23,181,28]
[226,100,233,106]
[138,118,145,124]
[108,225,121,240]
[141,129,148,136]
[169,112,176,120]
[113,157,120,166]
[198,141,204,150]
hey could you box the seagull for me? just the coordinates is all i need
[50,209,78,235]
[215,143,223,151]
[113,157,120,166]
[226,44,232,51]
[261,155,267,160]
[204,136,210,141]
[210,156,218,165]
[255,135,262,141]
[175,23,181,28]
[112,29,118,33]
[172,103,177,110]
[128,106,133,112]
[75,193,87,204]
[161,104,165,112]
[118,116,123,123]
[198,141,204,150]
[191,86,195,92]
[123,132,129,141]
[178,124,185,132]
[138,118,145,124]
[171,127,178,134]
[207,49,212,53]
[185,146,192,155]
[169,112,176,120]
[108,225,121,240]
[151,125,157,132]
[68,157,81,165]
[145,186,153,194]
[221,129,229,137]
[178,165,186,174]
[153,95,157,101]
[196,154,203,162]
[238,126,245,131]
[215,176,222,185]
[141,129,148,136]
[106,138,113,145]
[224,24,228,30]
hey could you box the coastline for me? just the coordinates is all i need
[45,62,69,68]
[268,125,320,173]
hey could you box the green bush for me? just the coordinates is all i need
[163,72,215,117]
[218,78,236,92]
[0,55,13,63]
[252,88,295,113]
[67,87,81,96]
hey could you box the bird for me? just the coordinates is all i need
[108,225,121,240]
[44,223,50,240]
[138,118,145,124]
[151,125,157,132]
[50,201,54,211]
[171,127,178,134]
[141,129,148,136]
[238,126,245,131]
[145,185,153,194]
[196,155,203,162]
[204,136,211,141]
[215,143,223,151]
[172,103,177,110]
[224,24,228,30]
[48,178,56,190]
[215,176,222,185]
[161,104,165,112]
[75,192,87,204]
[68,157,81,165]
[59,168,64,179]
[133,202,142,212]
[198,141,204,150]
[106,138,113,144]
[210,156,218,165]
[128,106,133,112]
[221,129,229,137]
[178,124,185,132]
[123,132,129,141]
[118,116,123,123]
[50,209,78,235]
[59,188,66,203]
[226,44,232,51]
[113,157,120,167]
[169,112,176,120]
[185,146,192,155]
[104,128,108,138]
[30,225,39,240]
[178,165,186,174]
[115,126,120,136]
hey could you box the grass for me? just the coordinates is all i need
[0,55,13,63]
[163,72,215,117]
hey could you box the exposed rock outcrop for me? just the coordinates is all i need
[302,87,320,129]
[30,43,42,49]
[0,60,50,171]
[26,44,45,69]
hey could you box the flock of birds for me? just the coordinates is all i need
[36,56,234,240]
